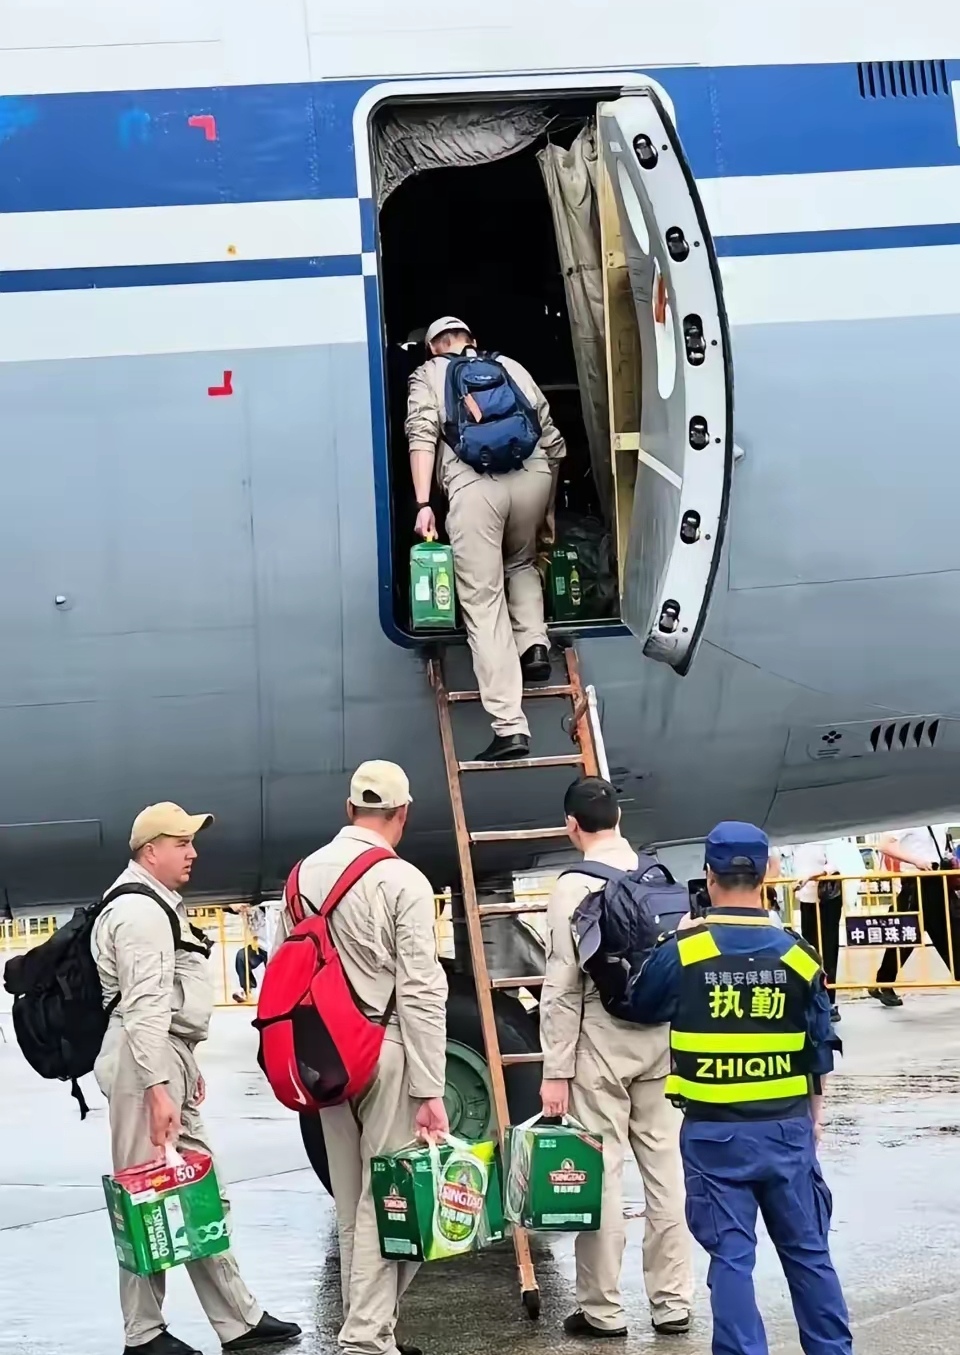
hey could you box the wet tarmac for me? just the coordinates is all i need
[3,989,960,1354]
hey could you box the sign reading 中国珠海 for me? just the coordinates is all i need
[845,914,922,947]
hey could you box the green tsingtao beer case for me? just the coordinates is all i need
[103,1149,230,1276]
[410,540,457,631]
[372,1138,504,1262]
[547,546,583,622]
[504,1115,604,1231]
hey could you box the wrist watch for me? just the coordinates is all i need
[416,502,431,510]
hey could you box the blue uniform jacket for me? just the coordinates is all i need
[627,907,837,1078]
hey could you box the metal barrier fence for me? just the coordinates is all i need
[771,870,960,990]
[0,916,57,951]
[4,871,959,997]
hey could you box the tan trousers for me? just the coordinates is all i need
[569,1012,693,1331]
[95,1030,262,1349]
[445,465,552,737]
[320,1036,420,1355]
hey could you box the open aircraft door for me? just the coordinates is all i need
[598,91,733,674]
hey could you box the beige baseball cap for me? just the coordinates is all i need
[348,761,412,810]
[130,802,215,852]
[425,315,471,345]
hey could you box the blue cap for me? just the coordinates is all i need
[705,821,769,875]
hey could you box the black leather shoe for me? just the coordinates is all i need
[398,1345,423,1355]
[868,987,904,1008]
[520,644,551,684]
[222,1314,302,1350]
[563,1310,627,1339]
[124,1334,202,1355]
[653,1313,691,1335]
[474,733,530,763]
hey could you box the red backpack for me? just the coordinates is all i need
[255,847,394,1112]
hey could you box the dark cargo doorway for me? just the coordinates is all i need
[374,97,621,641]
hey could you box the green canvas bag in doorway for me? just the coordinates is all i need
[410,539,457,630]
[503,1113,603,1231]
[103,1146,229,1276]
[372,1135,504,1261]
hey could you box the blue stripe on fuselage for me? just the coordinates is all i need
[714,222,960,257]
[0,255,362,293]
[0,222,958,294]
[0,61,958,216]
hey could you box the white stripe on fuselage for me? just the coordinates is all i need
[0,199,361,273]
[697,165,960,240]
[721,243,960,326]
[2,164,958,289]
[0,274,366,361]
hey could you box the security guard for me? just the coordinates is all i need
[406,316,566,762]
[93,803,300,1355]
[625,822,851,1355]
[276,761,448,1355]
[540,777,693,1338]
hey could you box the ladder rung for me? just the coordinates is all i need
[501,1052,545,1066]
[490,974,545,989]
[470,826,569,844]
[448,684,574,703]
[478,901,549,917]
[459,754,584,773]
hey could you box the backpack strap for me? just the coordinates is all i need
[286,848,396,925]
[284,861,306,928]
[560,858,678,886]
[318,848,396,919]
[100,883,209,957]
[559,862,625,884]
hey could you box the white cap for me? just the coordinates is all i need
[349,761,413,810]
[425,316,471,345]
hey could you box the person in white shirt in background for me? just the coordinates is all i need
[793,840,847,1023]
[868,827,955,1007]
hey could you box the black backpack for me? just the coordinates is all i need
[566,857,691,1019]
[3,883,197,1118]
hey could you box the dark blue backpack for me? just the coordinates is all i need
[565,857,690,1019]
[443,351,542,474]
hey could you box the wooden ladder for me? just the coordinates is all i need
[428,646,601,1319]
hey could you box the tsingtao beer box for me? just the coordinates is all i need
[372,1139,504,1262]
[504,1116,604,1231]
[103,1149,230,1276]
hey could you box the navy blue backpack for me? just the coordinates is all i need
[565,857,691,1019]
[442,351,542,474]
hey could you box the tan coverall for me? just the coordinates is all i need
[540,836,693,1331]
[406,354,566,738]
[92,861,262,1349]
[277,825,448,1355]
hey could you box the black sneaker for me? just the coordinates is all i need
[222,1314,302,1351]
[830,1004,841,1023]
[563,1310,627,1339]
[520,644,551,684]
[868,987,904,1008]
[124,1334,202,1355]
[474,733,530,763]
[653,1314,691,1336]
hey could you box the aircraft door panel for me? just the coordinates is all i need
[598,90,733,674]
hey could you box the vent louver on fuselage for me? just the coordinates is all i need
[857,60,950,99]
[869,718,941,752]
